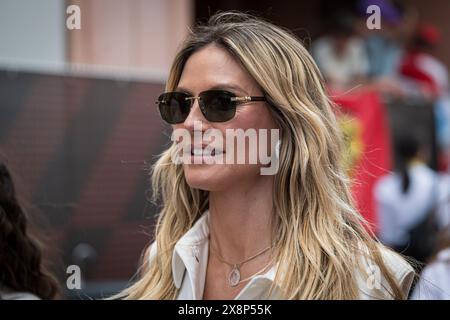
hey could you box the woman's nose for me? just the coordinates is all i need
[183,98,210,131]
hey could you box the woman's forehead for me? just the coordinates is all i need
[178,45,258,94]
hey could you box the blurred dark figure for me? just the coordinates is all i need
[411,222,450,299]
[312,10,369,90]
[399,23,450,171]
[0,158,59,299]
[374,134,439,264]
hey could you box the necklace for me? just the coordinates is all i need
[236,260,273,285]
[210,244,272,287]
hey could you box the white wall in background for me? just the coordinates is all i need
[0,0,193,81]
[0,0,66,71]
[68,0,193,82]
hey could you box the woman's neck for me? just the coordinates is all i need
[208,175,275,263]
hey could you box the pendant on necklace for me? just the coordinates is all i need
[229,265,241,287]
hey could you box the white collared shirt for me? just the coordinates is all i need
[149,211,414,300]
[0,286,40,300]
[375,163,438,247]
[412,248,450,300]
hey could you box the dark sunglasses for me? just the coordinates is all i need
[155,89,266,124]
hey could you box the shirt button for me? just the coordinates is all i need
[192,246,200,262]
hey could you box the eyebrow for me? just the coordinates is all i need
[176,84,248,95]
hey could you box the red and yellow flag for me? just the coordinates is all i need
[333,90,392,233]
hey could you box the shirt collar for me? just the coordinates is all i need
[172,211,210,291]
[171,210,280,299]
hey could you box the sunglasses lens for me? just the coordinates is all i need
[157,92,190,124]
[200,90,236,122]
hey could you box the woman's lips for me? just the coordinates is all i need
[190,147,224,156]
[180,145,225,163]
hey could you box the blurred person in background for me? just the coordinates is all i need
[374,134,439,264]
[400,24,447,99]
[118,11,413,300]
[356,0,405,79]
[411,219,450,299]
[437,172,450,229]
[0,157,59,300]
[312,10,369,91]
[354,0,418,97]
[399,23,450,171]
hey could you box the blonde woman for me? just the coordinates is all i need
[121,11,414,300]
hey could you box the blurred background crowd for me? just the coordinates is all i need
[0,0,449,299]
[310,0,450,299]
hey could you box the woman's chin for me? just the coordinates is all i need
[183,163,263,191]
[183,164,231,191]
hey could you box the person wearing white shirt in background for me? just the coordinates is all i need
[411,169,450,300]
[375,133,450,299]
[375,134,439,263]
[312,11,369,91]
[411,245,450,300]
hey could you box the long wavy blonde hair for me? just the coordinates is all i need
[121,11,408,300]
